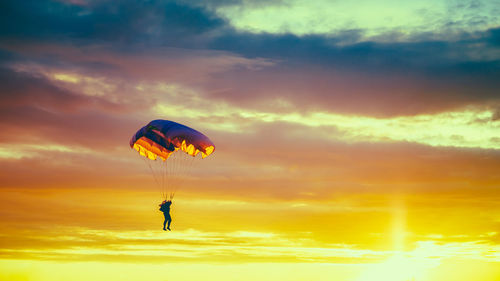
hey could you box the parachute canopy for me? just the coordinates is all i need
[130,120,215,161]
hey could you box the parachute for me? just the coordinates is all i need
[130,120,215,200]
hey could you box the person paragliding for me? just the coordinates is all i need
[159,200,172,231]
[130,120,215,231]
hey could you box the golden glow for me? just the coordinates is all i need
[2,258,499,281]
[356,253,438,281]
[53,73,80,83]
[1,184,499,280]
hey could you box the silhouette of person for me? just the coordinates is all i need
[159,200,172,231]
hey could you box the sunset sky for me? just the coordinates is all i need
[1,0,499,280]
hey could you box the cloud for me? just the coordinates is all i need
[0,66,124,112]
[202,0,500,40]
[0,224,499,263]
[205,30,500,115]
[155,100,500,149]
[0,226,387,263]
[1,0,499,118]
[0,0,224,45]
[487,27,500,46]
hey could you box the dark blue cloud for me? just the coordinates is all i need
[0,0,94,40]
[0,0,224,45]
[487,27,500,46]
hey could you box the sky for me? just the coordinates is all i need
[0,0,499,280]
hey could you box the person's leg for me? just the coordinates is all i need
[163,213,167,230]
[167,214,172,230]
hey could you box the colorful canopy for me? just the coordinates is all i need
[130,120,215,161]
